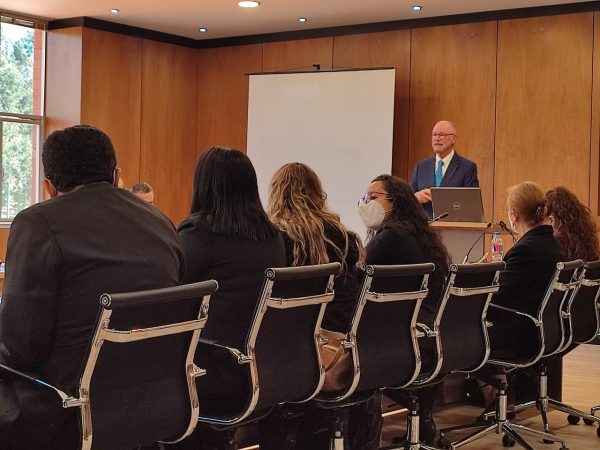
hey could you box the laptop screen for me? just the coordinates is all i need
[430,187,485,222]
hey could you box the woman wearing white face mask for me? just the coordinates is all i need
[358,174,451,445]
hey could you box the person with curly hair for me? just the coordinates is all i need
[546,186,600,261]
[358,174,452,445]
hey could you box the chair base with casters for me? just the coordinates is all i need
[509,362,600,440]
[437,381,569,450]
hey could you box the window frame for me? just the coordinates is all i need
[0,11,47,226]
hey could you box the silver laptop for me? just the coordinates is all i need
[430,187,485,222]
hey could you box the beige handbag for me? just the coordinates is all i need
[319,328,353,392]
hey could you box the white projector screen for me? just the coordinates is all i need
[247,68,395,237]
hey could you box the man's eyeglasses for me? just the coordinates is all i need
[432,132,455,138]
[358,191,391,205]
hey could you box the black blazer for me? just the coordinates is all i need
[0,183,183,447]
[410,151,479,218]
[365,223,446,322]
[491,225,566,317]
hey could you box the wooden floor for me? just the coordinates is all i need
[381,344,600,449]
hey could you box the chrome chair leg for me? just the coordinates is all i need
[512,364,600,434]
[439,383,569,450]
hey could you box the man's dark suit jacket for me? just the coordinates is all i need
[410,151,479,219]
[0,182,183,448]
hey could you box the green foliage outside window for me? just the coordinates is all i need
[0,22,40,219]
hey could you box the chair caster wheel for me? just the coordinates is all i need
[559,447,569,450]
[507,412,517,420]
[567,414,580,425]
[437,436,452,449]
[583,418,595,425]
[596,426,600,438]
[502,435,516,447]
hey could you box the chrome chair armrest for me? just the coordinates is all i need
[0,362,76,407]
[488,303,541,326]
[415,322,438,338]
[198,338,253,364]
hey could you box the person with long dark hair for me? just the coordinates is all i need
[175,146,285,449]
[358,174,452,445]
[546,186,600,261]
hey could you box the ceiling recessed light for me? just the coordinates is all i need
[110,8,120,14]
[412,5,422,12]
[238,1,260,7]
[198,27,207,33]
[298,17,307,24]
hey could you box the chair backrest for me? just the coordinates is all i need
[251,263,340,412]
[335,263,434,400]
[75,280,218,450]
[568,260,600,345]
[199,263,338,422]
[488,260,582,368]
[541,260,582,357]
[432,262,504,378]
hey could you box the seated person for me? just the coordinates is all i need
[175,147,285,449]
[131,181,155,204]
[261,162,365,449]
[546,186,600,261]
[0,125,183,449]
[480,181,566,405]
[359,174,451,445]
[267,162,363,334]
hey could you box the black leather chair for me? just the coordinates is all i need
[513,260,600,438]
[391,261,504,450]
[196,263,340,435]
[439,260,582,450]
[0,280,218,450]
[314,263,435,450]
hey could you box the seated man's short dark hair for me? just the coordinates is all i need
[131,182,154,194]
[43,125,117,193]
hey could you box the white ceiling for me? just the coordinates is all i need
[2,0,595,40]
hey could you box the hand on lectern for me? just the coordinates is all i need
[415,188,432,204]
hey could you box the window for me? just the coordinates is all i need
[0,12,46,221]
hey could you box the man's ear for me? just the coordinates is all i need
[112,167,122,188]
[43,179,59,198]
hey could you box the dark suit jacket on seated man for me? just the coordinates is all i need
[411,120,479,219]
[0,125,183,449]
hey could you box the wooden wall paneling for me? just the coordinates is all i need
[196,44,262,153]
[333,31,411,180]
[81,28,142,188]
[45,27,83,136]
[591,12,600,216]
[409,22,497,222]
[140,41,198,226]
[495,13,593,222]
[262,37,333,72]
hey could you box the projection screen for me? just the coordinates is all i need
[247,68,395,237]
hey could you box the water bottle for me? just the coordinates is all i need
[491,231,504,262]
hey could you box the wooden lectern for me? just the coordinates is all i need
[431,221,497,263]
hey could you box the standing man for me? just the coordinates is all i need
[131,181,155,204]
[0,125,183,448]
[411,120,479,219]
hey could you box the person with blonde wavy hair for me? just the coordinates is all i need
[267,162,363,333]
[262,163,367,449]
